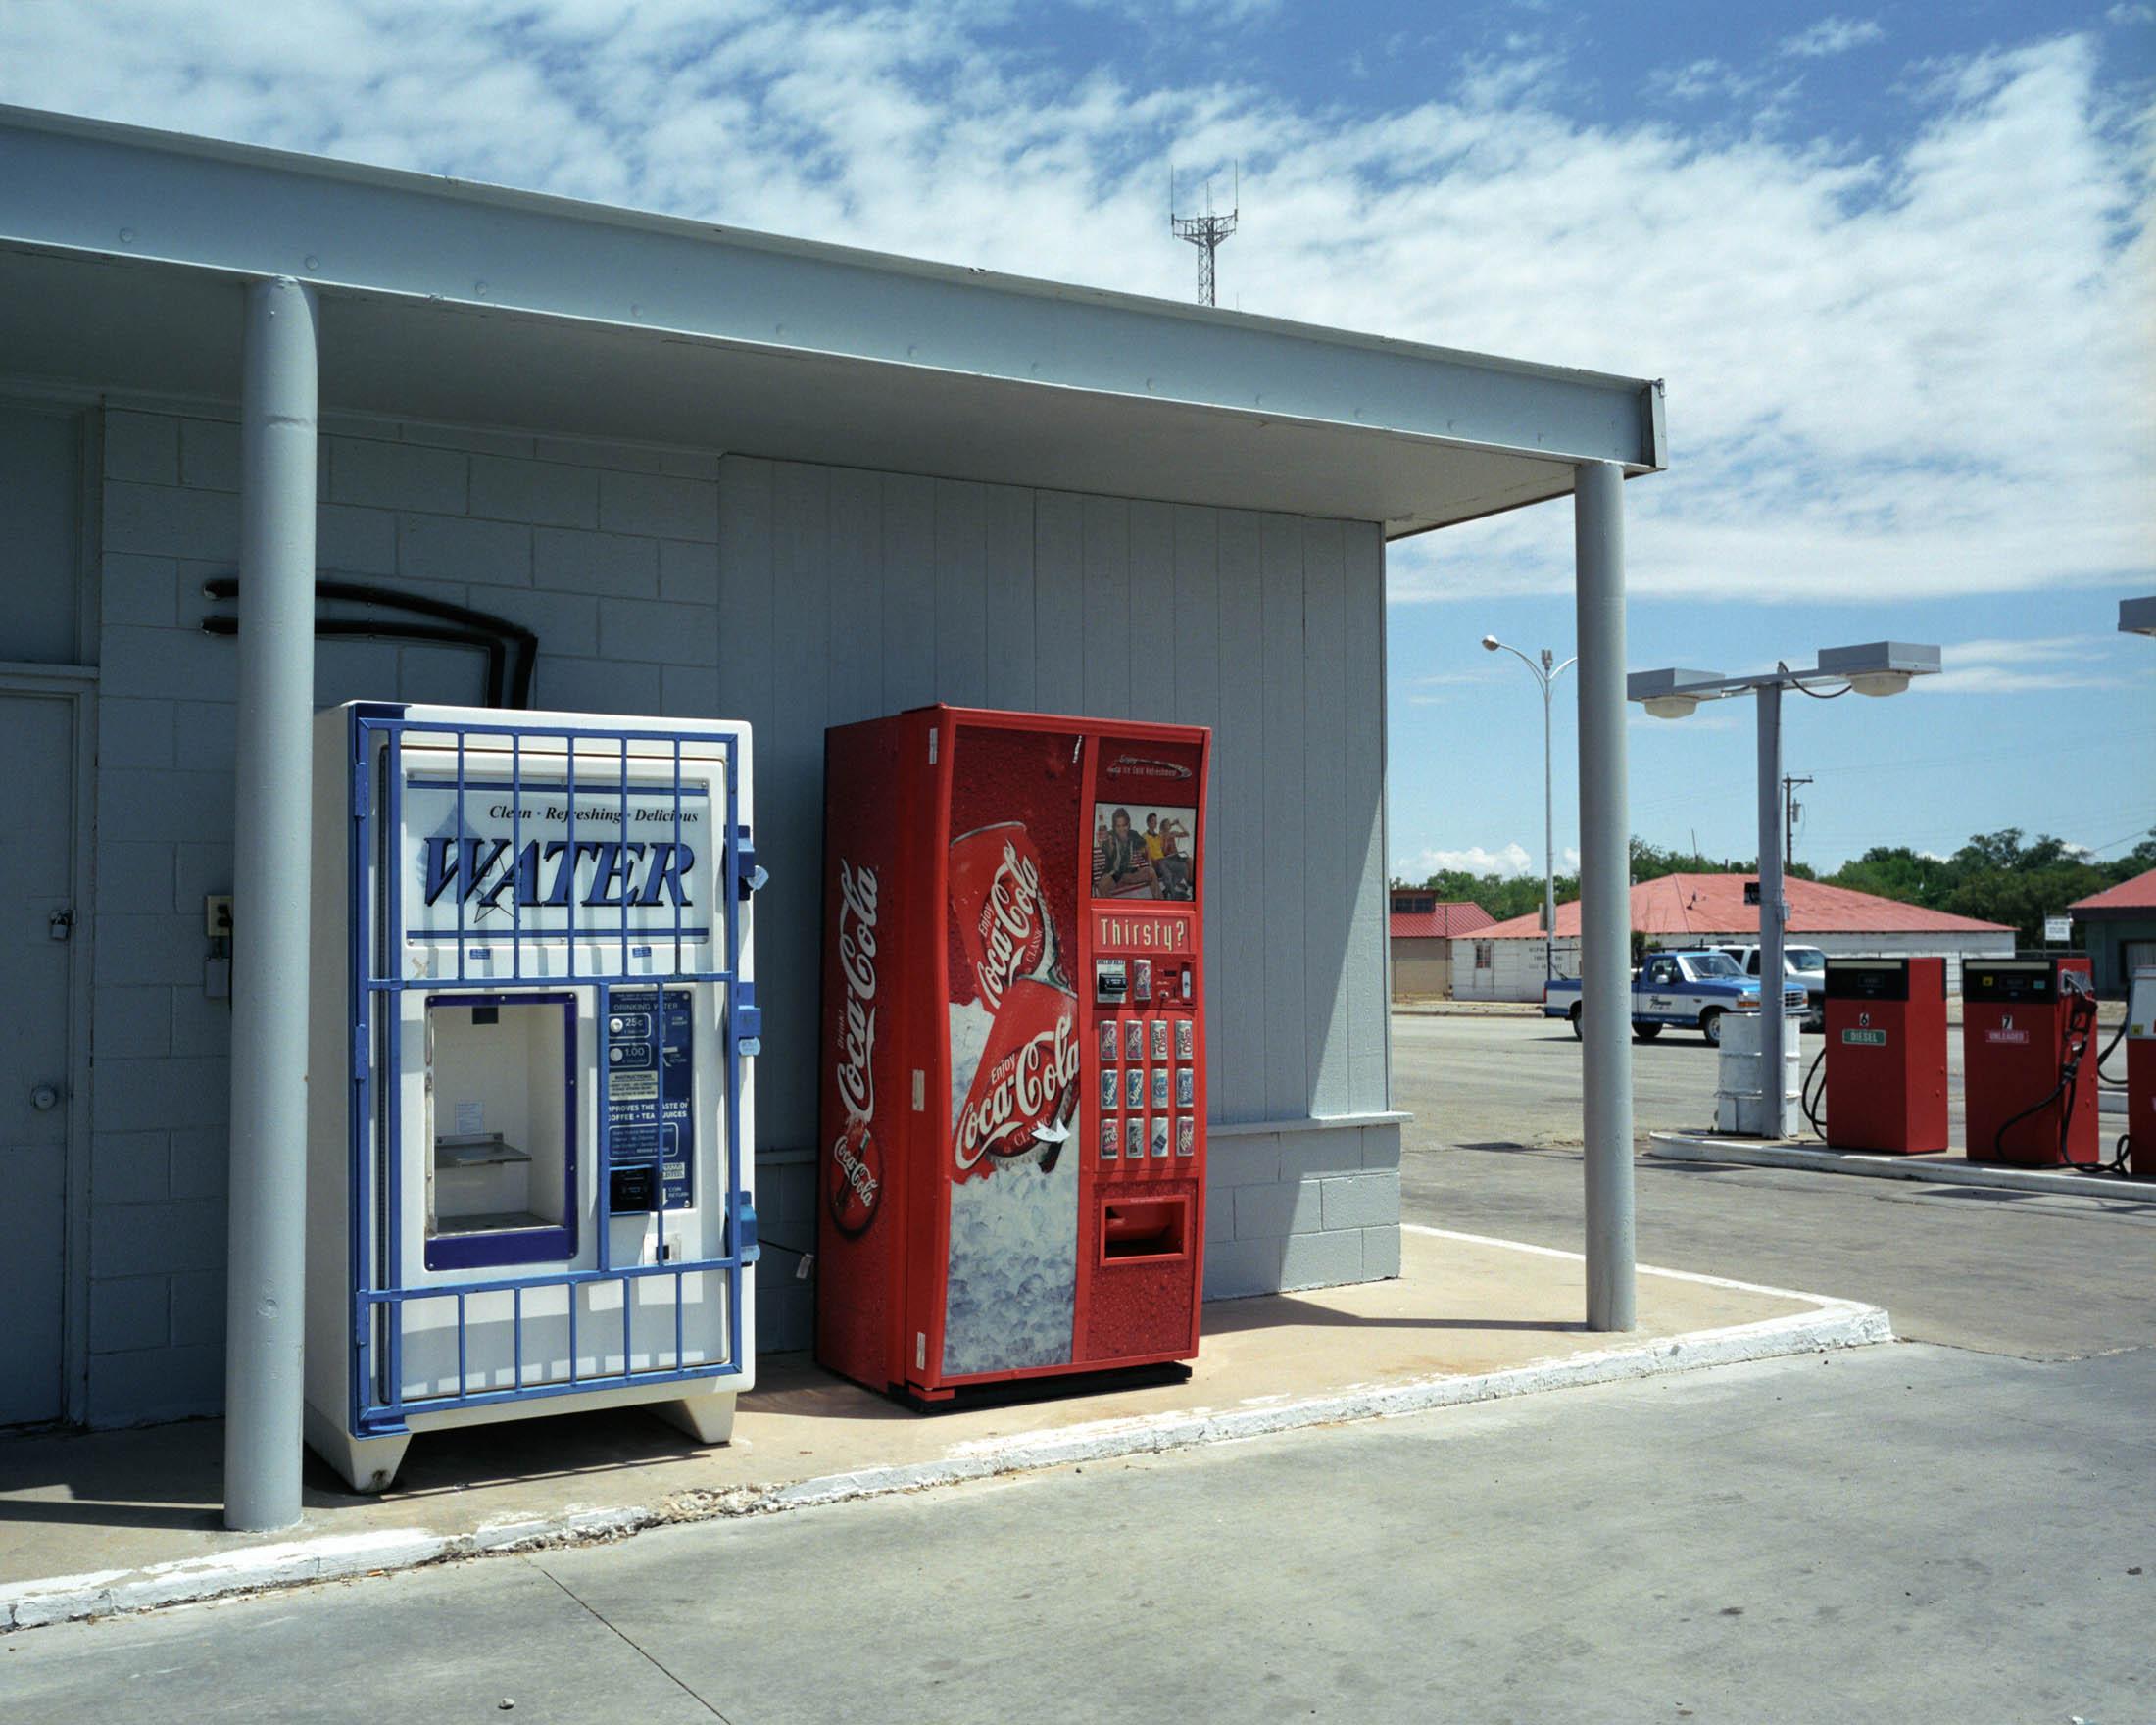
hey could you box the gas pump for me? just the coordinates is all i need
[1807,958,1948,1154]
[2122,966,2155,1179]
[1961,956,2099,1167]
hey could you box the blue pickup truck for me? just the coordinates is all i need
[1543,949,1808,1045]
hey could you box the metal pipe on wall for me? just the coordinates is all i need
[1572,461,1637,1332]
[223,276,319,1532]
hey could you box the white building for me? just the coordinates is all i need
[0,106,1664,1437]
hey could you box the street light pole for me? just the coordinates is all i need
[1483,635,1576,982]
[1755,683,1789,1136]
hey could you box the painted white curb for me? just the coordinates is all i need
[1649,1131,2150,1200]
[1,1230,1888,1633]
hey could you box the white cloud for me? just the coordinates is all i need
[1394,842,1537,877]
[1915,634,2126,694]
[1780,16,1886,59]
[2106,4,2153,25]
[0,10,2143,612]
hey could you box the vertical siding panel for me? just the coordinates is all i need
[824,467,884,727]
[1345,524,1389,1113]
[1171,506,1223,1100]
[1080,494,1131,716]
[1300,518,1349,1118]
[764,462,831,1148]
[982,485,1036,712]
[1259,514,1307,1121]
[1033,491,1085,715]
[717,455,776,748]
[933,478,988,707]
[1212,510,1264,1122]
[880,473,936,710]
[1127,501,1175,719]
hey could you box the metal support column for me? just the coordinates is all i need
[223,276,319,1531]
[1572,461,1636,1331]
[1754,684,1791,1136]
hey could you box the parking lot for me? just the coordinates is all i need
[1392,1007,2155,1360]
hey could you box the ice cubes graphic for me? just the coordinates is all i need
[941,1003,1077,1375]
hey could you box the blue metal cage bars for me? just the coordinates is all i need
[347,713,758,1435]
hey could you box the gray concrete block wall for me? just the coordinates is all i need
[82,406,741,1424]
[1202,1124,1402,1302]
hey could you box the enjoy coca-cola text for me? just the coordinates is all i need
[973,840,1045,1010]
[953,1009,1080,1172]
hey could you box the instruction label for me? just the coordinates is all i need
[606,986,695,1208]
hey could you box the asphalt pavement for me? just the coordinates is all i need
[11,1012,2151,1721]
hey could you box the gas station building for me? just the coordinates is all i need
[0,106,1663,1456]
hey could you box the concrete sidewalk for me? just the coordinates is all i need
[0,1227,1886,1631]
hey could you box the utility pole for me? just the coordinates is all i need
[1783,773,1812,866]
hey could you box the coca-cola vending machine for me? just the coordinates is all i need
[816,706,1210,1401]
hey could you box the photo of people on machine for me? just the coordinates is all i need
[1091,803,1197,900]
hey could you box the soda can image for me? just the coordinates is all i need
[1151,1067,1169,1109]
[1132,959,1152,1003]
[952,974,1081,1177]
[1099,1066,1118,1111]
[1150,1117,1170,1158]
[1125,1065,1145,1109]
[1175,1017,1194,1060]
[949,821,1055,1009]
[1177,1117,1196,1157]
[1175,1066,1193,1108]
[1123,1018,1144,1061]
[1150,1018,1168,1061]
[1100,1116,1119,1159]
[1097,1019,1117,1063]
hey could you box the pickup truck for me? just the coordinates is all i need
[1543,949,1809,1045]
[1717,944,1828,1031]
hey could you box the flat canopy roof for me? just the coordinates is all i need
[0,106,1664,534]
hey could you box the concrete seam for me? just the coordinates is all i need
[1646,1133,2151,1203]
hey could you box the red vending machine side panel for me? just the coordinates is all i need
[815,717,914,1392]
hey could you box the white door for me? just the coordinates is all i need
[0,692,76,1425]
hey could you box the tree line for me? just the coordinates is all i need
[1400,830,2156,947]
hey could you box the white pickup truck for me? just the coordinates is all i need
[1543,949,1809,1045]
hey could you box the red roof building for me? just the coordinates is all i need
[1479,873,2012,940]
[2069,864,2156,916]
[1389,902,1497,940]
[2070,864,2156,995]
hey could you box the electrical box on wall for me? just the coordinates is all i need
[304,702,763,1492]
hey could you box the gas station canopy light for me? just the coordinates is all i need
[1815,641,1942,698]
[2121,596,2156,638]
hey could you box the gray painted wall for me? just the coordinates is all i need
[16,398,1397,1428]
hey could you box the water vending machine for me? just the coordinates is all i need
[815,706,1211,1402]
[306,704,762,1491]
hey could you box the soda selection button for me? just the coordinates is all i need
[1175,1066,1194,1108]
[1100,1118,1119,1159]
[1150,1018,1169,1061]
[1176,1118,1196,1157]
[1097,1020,1117,1063]
[1174,1018,1194,1060]
[1150,1118,1170,1158]
[1123,1019,1144,1061]
[1124,1067,1146,1109]
[1099,1068,1118,1110]
[1133,960,1152,1003]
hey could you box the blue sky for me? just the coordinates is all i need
[3,1,2149,876]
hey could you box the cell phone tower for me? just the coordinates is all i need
[1169,164,1239,307]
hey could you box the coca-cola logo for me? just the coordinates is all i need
[829,860,883,1236]
[973,840,1045,1011]
[953,1010,1080,1173]
[1105,754,1193,781]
